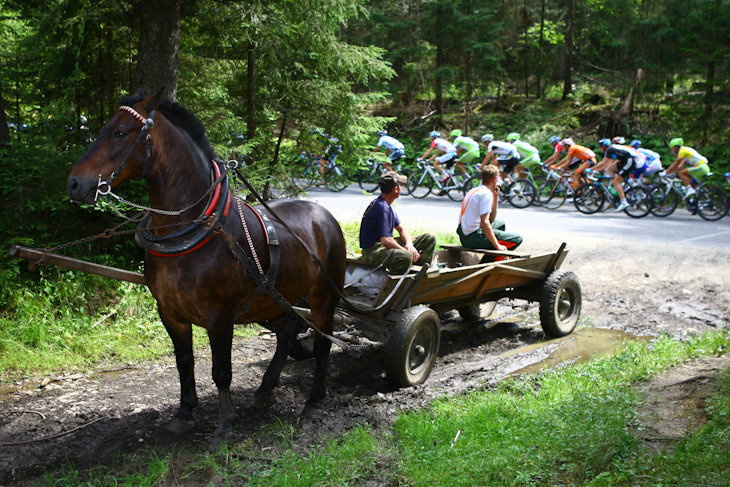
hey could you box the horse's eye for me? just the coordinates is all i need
[114,131,126,138]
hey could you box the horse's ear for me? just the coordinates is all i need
[142,88,165,112]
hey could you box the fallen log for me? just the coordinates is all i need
[9,245,146,285]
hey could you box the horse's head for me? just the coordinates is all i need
[66,89,163,204]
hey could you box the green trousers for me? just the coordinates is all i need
[360,233,436,274]
[456,220,523,250]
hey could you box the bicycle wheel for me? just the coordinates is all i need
[399,168,413,196]
[506,178,536,208]
[623,186,653,218]
[324,165,349,192]
[447,174,470,202]
[408,171,432,199]
[290,162,318,190]
[649,185,679,217]
[695,185,727,221]
[537,179,567,210]
[357,166,380,193]
[573,183,606,214]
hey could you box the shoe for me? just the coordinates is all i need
[437,189,447,196]
[440,175,451,184]
[615,200,630,212]
[683,187,696,200]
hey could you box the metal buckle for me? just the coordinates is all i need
[95,175,112,202]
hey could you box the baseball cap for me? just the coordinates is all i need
[379,170,408,189]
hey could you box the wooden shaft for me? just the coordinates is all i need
[8,245,146,285]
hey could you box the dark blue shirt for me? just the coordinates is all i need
[359,196,401,249]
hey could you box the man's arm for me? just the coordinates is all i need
[481,151,494,167]
[384,223,420,261]
[421,147,433,160]
[592,156,612,172]
[665,156,685,174]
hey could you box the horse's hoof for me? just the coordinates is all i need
[165,417,195,434]
[252,394,276,410]
[302,403,324,418]
[209,435,234,452]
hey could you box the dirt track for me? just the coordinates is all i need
[1,234,729,485]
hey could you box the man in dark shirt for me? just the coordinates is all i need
[359,171,436,274]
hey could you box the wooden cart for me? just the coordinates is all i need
[9,243,581,388]
[293,243,581,387]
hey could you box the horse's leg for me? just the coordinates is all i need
[303,285,338,413]
[252,315,298,409]
[206,318,237,442]
[160,312,199,434]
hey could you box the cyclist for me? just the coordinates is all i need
[592,138,642,212]
[480,134,521,181]
[311,129,341,184]
[449,129,480,174]
[662,137,710,199]
[506,133,541,177]
[629,140,663,179]
[373,130,405,172]
[420,130,461,187]
[543,135,566,166]
[457,164,523,253]
[553,138,597,189]
[359,171,436,274]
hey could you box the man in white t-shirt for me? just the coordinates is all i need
[457,165,523,252]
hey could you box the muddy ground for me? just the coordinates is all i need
[1,235,729,485]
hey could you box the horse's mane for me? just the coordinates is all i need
[119,91,217,161]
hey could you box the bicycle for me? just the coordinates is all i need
[536,167,573,210]
[499,172,536,208]
[573,172,653,218]
[407,159,475,202]
[684,172,726,221]
[356,157,412,196]
[290,150,348,192]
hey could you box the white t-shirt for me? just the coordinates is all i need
[459,185,493,235]
[377,135,404,151]
[431,137,457,154]
[487,141,520,159]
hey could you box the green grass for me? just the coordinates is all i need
[36,331,730,486]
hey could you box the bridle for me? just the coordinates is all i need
[95,105,155,202]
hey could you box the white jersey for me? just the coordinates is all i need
[431,137,457,154]
[487,141,520,160]
[377,135,404,152]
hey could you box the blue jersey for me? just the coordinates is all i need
[638,148,660,163]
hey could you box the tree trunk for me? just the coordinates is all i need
[106,27,115,119]
[523,0,529,97]
[704,60,715,117]
[246,42,256,146]
[537,0,545,98]
[137,0,181,101]
[0,82,10,148]
[435,43,444,123]
[562,0,574,100]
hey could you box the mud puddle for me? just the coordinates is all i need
[507,327,654,375]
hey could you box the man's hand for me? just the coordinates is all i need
[495,243,508,251]
[404,242,420,262]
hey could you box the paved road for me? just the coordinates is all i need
[302,184,730,250]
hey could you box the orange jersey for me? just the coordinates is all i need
[567,144,596,161]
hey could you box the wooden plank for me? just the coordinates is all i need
[440,244,531,259]
[9,245,147,285]
[492,264,546,280]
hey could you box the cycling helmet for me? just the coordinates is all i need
[450,129,462,137]
[481,133,494,143]
[629,139,641,148]
[376,130,387,137]
[598,138,611,147]
[429,130,441,138]
[561,137,574,146]
[548,135,560,144]
[669,137,684,148]
[507,132,520,141]
[612,136,625,144]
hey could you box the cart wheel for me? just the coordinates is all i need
[539,270,581,337]
[386,306,440,387]
[457,301,498,322]
[289,337,316,360]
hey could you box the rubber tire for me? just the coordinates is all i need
[290,164,317,190]
[537,179,567,209]
[457,301,498,322]
[408,173,432,199]
[507,178,536,208]
[573,183,605,214]
[386,306,440,387]
[324,166,349,192]
[650,185,679,217]
[447,174,472,202]
[539,270,581,338]
[623,186,653,218]
[696,185,727,221]
[357,169,380,193]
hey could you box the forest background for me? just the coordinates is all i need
[1,0,729,302]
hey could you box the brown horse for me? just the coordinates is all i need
[66,90,346,442]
